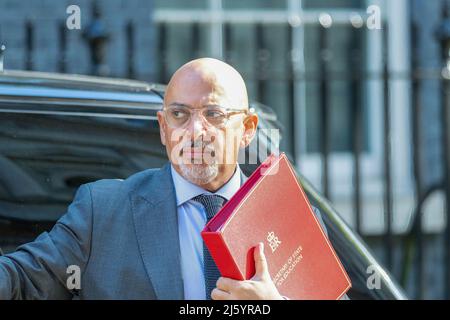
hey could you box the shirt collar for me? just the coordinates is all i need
[170,164,242,206]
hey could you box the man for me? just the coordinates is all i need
[0,58,332,300]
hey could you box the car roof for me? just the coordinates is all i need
[0,70,279,123]
[0,70,164,93]
[0,70,164,105]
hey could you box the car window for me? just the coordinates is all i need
[0,108,167,223]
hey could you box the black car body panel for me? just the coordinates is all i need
[0,70,407,300]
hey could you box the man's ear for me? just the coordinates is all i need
[157,111,167,146]
[240,113,258,148]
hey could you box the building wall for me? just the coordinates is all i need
[411,0,445,191]
[0,0,156,81]
[397,0,449,300]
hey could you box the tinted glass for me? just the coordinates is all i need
[0,108,166,251]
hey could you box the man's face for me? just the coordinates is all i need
[157,59,257,191]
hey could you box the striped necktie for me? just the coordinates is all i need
[192,194,227,300]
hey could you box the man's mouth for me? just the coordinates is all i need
[183,150,203,157]
[180,147,216,160]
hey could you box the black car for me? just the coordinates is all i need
[0,69,408,300]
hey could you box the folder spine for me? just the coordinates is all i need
[201,232,245,281]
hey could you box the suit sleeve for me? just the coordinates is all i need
[0,184,94,300]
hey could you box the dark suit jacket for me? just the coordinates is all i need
[0,162,330,299]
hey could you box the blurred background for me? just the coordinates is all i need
[1,0,450,299]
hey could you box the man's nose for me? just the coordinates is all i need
[187,111,207,140]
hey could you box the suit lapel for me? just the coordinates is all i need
[130,163,184,300]
[130,163,249,300]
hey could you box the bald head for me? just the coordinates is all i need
[157,58,259,191]
[164,58,249,111]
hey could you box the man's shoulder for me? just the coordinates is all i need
[83,165,168,200]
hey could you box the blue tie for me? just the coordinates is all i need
[192,194,226,300]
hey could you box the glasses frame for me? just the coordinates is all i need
[162,105,255,129]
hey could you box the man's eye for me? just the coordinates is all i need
[172,110,188,118]
[205,110,225,118]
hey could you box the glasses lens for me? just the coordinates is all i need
[165,106,230,128]
[202,108,227,127]
[166,106,190,127]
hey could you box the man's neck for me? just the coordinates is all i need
[197,164,238,192]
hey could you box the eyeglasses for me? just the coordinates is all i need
[163,105,254,128]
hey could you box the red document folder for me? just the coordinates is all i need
[201,153,351,300]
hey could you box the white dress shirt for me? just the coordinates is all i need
[170,164,242,300]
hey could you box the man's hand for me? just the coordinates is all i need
[211,242,284,300]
